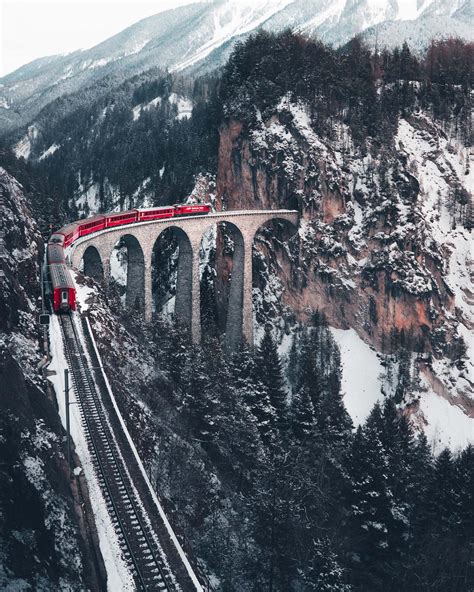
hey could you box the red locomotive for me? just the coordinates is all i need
[47,203,211,313]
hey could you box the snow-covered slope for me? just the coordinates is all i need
[1,0,471,133]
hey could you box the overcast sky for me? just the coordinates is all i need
[0,0,200,76]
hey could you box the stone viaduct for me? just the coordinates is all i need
[69,210,299,348]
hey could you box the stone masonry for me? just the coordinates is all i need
[69,210,299,347]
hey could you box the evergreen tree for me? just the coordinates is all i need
[304,537,352,592]
[291,386,316,442]
[426,448,457,536]
[454,444,474,540]
[345,404,395,590]
[255,325,288,432]
[318,341,352,450]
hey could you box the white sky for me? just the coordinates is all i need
[0,0,199,76]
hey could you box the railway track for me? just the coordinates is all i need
[59,313,175,591]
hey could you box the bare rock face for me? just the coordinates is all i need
[0,168,42,337]
[216,102,473,422]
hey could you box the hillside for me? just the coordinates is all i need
[6,33,471,450]
[0,0,471,133]
[0,168,102,590]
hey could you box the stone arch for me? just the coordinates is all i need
[254,216,299,244]
[152,226,193,329]
[110,234,145,311]
[82,245,104,283]
[251,217,299,337]
[200,220,245,350]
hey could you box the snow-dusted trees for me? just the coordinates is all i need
[147,314,473,591]
[254,325,288,436]
[304,537,352,592]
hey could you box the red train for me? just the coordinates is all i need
[47,204,211,312]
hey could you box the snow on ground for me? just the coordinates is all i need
[171,0,293,72]
[132,96,162,121]
[330,328,385,426]
[418,391,474,454]
[89,58,110,70]
[331,324,474,447]
[123,39,150,57]
[13,124,39,160]
[110,247,127,286]
[72,271,95,312]
[75,182,101,215]
[133,94,192,121]
[168,93,193,120]
[47,314,135,591]
[60,64,74,81]
[131,176,152,206]
[296,0,345,34]
[38,143,60,161]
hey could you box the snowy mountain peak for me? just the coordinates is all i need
[0,0,471,134]
[171,0,294,71]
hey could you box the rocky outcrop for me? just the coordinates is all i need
[0,168,93,590]
[215,101,473,422]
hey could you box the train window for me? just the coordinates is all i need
[61,290,68,303]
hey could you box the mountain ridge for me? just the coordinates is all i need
[1,0,471,134]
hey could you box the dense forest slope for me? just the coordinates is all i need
[72,262,474,592]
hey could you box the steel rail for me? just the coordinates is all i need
[59,314,173,591]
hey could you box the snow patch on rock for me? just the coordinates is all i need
[330,327,385,426]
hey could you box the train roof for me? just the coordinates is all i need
[137,206,175,212]
[105,209,138,217]
[49,263,75,289]
[76,214,106,224]
[55,223,79,236]
[47,243,66,263]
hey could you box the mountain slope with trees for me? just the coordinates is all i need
[0,0,471,133]
[0,27,472,592]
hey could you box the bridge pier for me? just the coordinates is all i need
[124,236,145,311]
[144,259,153,323]
[190,244,201,344]
[174,231,193,332]
[242,235,254,346]
[224,228,245,350]
[69,210,299,348]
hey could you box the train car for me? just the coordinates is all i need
[136,207,175,222]
[105,209,138,228]
[54,223,80,248]
[47,242,67,265]
[175,203,211,216]
[77,214,106,238]
[49,263,76,312]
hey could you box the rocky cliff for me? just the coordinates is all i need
[0,168,94,590]
[216,100,473,442]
